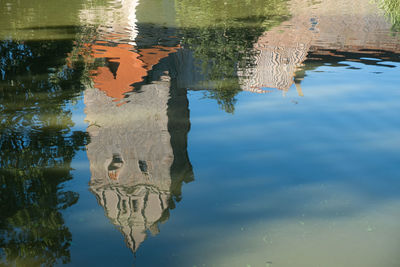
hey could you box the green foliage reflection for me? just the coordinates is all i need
[0,39,89,266]
[377,0,400,32]
[175,0,290,112]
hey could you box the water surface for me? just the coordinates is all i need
[1,0,400,266]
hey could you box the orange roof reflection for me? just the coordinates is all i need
[89,42,179,103]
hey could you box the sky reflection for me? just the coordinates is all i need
[1,0,400,266]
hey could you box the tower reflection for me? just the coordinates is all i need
[85,48,193,253]
[80,0,194,254]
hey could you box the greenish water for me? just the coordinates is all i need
[1,0,400,266]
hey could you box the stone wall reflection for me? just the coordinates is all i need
[79,0,193,254]
[85,75,193,253]
[239,0,400,95]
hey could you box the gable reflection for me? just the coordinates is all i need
[85,70,193,253]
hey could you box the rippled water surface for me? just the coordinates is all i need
[1,0,400,266]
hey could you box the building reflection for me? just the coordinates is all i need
[89,42,178,104]
[86,68,193,252]
[239,0,400,95]
[85,58,193,253]
[172,0,400,110]
[82,0,192,253]
[82,0,400,254]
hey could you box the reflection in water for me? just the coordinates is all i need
[77,0,180,105]
[78,0,140,45]
[240,0,400,95]
[1,0,400,265]
[79,0,400,257]
[88,42,178,104]
[0,39,88,265]
[376,0,400,31]
[0,0,108,41]
[175,0,290,112]
[82,1,193,252]
[85,67,193,253]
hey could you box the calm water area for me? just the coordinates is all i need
[1,0,400,266]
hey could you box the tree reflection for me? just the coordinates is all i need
[0,39,88,266]
[377,0,400,32]
[175,0,290,112]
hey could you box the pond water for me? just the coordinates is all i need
[1,0,400,266]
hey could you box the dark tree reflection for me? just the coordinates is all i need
[0,39,89,266]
